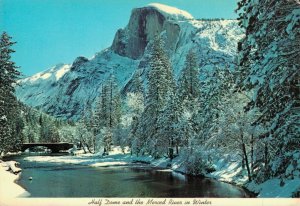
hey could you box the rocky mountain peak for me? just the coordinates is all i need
[111,4,190,59]
[70,56,89,71]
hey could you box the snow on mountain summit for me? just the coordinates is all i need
[22,64,71,83]
[147,3,194,20]
[16,4,242,119]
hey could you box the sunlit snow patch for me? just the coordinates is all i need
[90,162,128,167]
[148,3,194,20]
[0,162,30,198]
[55,64,71,80]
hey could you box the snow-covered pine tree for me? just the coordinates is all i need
[0,32,20,92]
[128,71,145,155]
[142,35,174,157]
[94,84,110,129]
[0,32,22,154]
[107,74,122,128]
[93,75,122,154]
[175,50,201,153]
[157,91,183,157]
[195,66,234,144]
[112,91,122,128]
[93,84,111,153]
[82,105,97,152]
[48,122,60,143]
[132,70,144,97]
[130,115,142,155]
[39,114,60,143]
[130,71,145,115]
[178,49,201,111]
[236,0,300,180]
[179,65,235,175]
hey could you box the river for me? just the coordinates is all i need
[4,154,253,197]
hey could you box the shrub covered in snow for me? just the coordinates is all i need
[181,148,212,176]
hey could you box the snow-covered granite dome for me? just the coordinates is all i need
[16,4,243,120]
[147,3,194,20]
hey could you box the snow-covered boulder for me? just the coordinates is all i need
[6,161,22,174]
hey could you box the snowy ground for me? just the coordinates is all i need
[0,161,30,200]
[206,155,300,197]
[3,146,299,198]
[23,147,167,168]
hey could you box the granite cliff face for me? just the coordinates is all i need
[16,3,243,120]
[112,5,182,59]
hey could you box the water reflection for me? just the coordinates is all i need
[6,155,253,197]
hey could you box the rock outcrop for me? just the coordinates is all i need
[112,5,182,59]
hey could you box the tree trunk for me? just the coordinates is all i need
[242,155,245,169]
[264,143,268,165]
[251,134,254,174]
[168,147,174,160]
[264,143,269,177]
[109,80,113,128]
[79,136,87,154]
[82,144,87,154]
[93,136,96,153]
[240,130,251,182]
[85,143,93,154]
[242,142,252,181]
[81,138,92,154]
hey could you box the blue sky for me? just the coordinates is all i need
[0,0,238,76]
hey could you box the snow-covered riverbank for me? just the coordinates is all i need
[5,147,300,198]
[0,161,30,200]
[206,156,300,197]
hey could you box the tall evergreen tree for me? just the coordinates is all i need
[157,91,183,156]
[178,50,201,108]
[93,75,122,153]
[128,71,145,155]
[132,70,144,96]
[94,84,110,129]
[142,35,175,157]
[236,0,300,180]
[176,50,201,150]
[0,32,22,154]
[194,66,233,143]
[106,74,122,129]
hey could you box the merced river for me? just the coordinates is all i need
[4,153,254,197]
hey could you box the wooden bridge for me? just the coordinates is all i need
[21,143,74,153]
